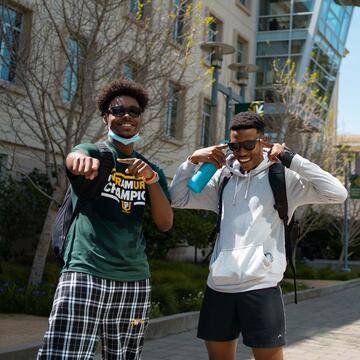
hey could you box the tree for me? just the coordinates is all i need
[268,59,329,156]
[326,146,360,266]
[266,59,336,263]
[0,0,209,285]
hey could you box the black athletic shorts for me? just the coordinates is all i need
[197,285,286,348]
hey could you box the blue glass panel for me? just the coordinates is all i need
[0,5,22,82]
[259,0,291,16]
[258,16,290,31]
[340,12,351,43]
[330,1,345,20]
[123,63,134,80]
[293,14,311,29]
[63,38,79,102]
[257,41,289,56]
[320,0,331,19]
[294,0,314,13]
[130,0,138,13]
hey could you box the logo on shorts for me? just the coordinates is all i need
[130,319,145,326]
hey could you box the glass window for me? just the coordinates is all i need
[208,16,222,41]
[327,10,341,34]
[256,57,286,87]
[259,0,291,16]
[291,40,305,54]
[206,16,222,64]
[258,16,290,31]
[0,5,22,82]
[236,37,245,63]
[201,101,211,147]
[330,1,345,20]
[165,83,181,138]
[293,0,314,13]
[293,14,311,29]
[172,0,189,45]
[123,63,138,81]
[255,89,264,101]
[340,12,351,43]
[320,0,331,19]
[257,41,289,56]
[63,38,79,102]
[130,0,145,19]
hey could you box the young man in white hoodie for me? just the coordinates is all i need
[169,112,347,360]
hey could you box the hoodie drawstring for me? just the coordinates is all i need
[233,176,240,205]
[244,173,251,199]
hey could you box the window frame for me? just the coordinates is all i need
[0,2,31,85]
[165,81,185,140]
[200,99,211,147]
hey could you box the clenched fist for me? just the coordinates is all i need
[66,151,100,180]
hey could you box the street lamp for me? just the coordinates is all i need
[228,63,258,102]
[200,41,257,140]
[342,159,352,272]
[335,144,352,272]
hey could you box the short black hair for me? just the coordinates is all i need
[229,111,265,134]
[96,78,149,116]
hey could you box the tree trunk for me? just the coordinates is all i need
[28,183,66,287]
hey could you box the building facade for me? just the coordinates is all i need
[256,0,354,134]
[0,0,355,181]
[0,0,258,180]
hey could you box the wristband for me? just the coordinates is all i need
[277,147,296,168]
[143,171,159,185]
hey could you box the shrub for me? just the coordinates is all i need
[0,169,52,262]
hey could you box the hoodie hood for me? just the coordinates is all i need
[225,151,273,202]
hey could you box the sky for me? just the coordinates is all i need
[337,7,360,135]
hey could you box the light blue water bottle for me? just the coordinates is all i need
[187,162,217,193]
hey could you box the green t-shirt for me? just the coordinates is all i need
[62,140,170,281]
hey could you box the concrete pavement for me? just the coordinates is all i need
[142,283,360,360]
[0,280,359,359]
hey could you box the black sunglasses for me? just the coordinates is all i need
[228,138,261,152]
[108,105,142,118]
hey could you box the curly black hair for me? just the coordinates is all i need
[229,111,265,134]
[96,78,149,116]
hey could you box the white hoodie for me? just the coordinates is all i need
[170,153,347,293]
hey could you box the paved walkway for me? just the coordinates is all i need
[142,284,360,360]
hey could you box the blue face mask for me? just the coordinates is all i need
[108,129,141,145]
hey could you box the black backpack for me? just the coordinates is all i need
[211,162,299,303]
[52,142,114,266]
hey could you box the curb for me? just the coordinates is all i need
[1,278,360,359]
[282,277,360,305]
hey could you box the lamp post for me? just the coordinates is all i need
[200,41,258,140]
[342,159,351,272]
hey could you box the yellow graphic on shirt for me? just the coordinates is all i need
[121,201,132,214]
[101,168,147,214]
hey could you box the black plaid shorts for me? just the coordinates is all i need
[37,272,151,359]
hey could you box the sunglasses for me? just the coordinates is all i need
[108,105,142,118]
[228,138,261,152]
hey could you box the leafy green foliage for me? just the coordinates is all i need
[0,169,52,262]
[144,208,216,259]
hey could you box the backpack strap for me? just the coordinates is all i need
[268,163,297,304]
[215,175,231,233]
[203,173,232,263]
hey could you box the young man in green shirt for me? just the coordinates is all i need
[38,79,173,359]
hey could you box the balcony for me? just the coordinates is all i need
[335,0,360,5]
